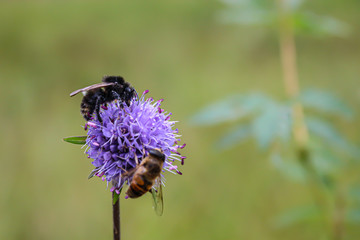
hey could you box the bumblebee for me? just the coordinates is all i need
[125,148,165,216]
[70,76,137,122]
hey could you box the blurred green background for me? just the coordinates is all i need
[1,0,360,239]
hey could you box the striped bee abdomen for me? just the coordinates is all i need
[127,172,153,198]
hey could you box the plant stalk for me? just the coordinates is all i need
[277,0,308,147]
[277,0,333,236]
[113,192,121,240]
[332,187,346,240]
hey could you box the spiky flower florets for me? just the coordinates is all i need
[84,90,186,194]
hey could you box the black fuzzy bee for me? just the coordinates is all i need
[70,76,137,122]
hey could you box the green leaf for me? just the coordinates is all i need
[276,106,293,143]
[300,88,353,119]
[310,140,342,174]
[294,12,351,37]
[189,93,268,126]
[271,153,306,182]
[217,7,274,26]
[274,204,321,228]
[306,117,360,158]
[252,105,279,149]
[63,136,87,145]
[113,189,122,205]
[216,124,251,150]
[218,0,304,27]
[251,103,292,149]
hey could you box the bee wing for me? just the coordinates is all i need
[151,177,164,216]
[69,82,115,97]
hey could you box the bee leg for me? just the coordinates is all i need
[111,90,121,100]
[134,154,139,165]
[148,188,158,194]
[94,97,103,123]
[119,166,128,175]
[142,148,146,156]
[95,104,102,122]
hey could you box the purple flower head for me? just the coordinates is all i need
[84,90,186,194]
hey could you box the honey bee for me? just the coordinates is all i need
[70,76,137,122]
[125,148,165,216]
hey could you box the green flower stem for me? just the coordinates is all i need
[113,192,121,240]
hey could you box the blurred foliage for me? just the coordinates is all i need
[300,89,353,119]
[218,0,351,37]
[274,204,321,228]
[1,0,360,240]
[190,0,360,238]
[190,89,360,207]
[191,89,358,151]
